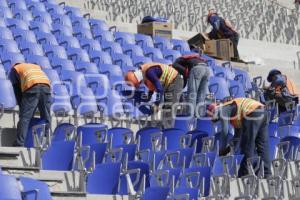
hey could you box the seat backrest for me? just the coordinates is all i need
[0,78,17,109]
[136,127,161,150]
[87,162,121,194]
[77,123,108,145]
[20,176,52,200]
[107,127,134,148]
[0,175,22,200]
[42,140,75,170]
[162,128,186,150]
[141,187,169,200]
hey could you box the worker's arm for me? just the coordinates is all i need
[172,58,188,76]
[224,19,238,33]
[145,68,163,106]
[8,69,22,105]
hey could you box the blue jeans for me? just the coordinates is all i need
[187,64,210,117]
[15,84,51,146]
[238,109,271,178]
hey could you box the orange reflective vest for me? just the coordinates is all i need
[141,62,178,91]
[13,63,50,92]
[223,98,264,129]
[286,77,299,96]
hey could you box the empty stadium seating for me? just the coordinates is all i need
[0,0,299,199]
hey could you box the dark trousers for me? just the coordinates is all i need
[238,109,271,178]
[15,84,51,146]
[229,33,240,59]
[162,74,184,128]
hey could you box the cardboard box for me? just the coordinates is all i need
[188,33,209,49]
[137,22,172,39]
[204,39,234,61]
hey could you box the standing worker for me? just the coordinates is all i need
[9,63,51,147]
[125,62,183,128]
[207,9,240,60]
[173,53,210,117]
[208,97,271,178]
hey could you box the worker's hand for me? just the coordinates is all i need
[219,146,231,156]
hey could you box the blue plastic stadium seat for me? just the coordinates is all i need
[6,18,29,30]
[0,175,23,200]
[135,33,154,48]
[45,2,65,16]
[89,50,112,65]
[174,188,199,200]
[269,136,280,160]
[1,52,25,72]
[71,16,90,29]
[162,128,186,150]
[209,76,231,101]
[99,64,124,82]
[136,127,161,151]
[42,140,75,170]
[51,123,75,142]
[64,6,82,19]
[0,0,9,7]
[123,44,144,58]
[280,136,300,160]
[119,161,150,195]
[0,67,7,79]
[0,27,14,40]
[67,47,90,62]
[12,28,37,43]
[153,36,173,50]
[32,11,53,26]
[212,65,235,80]
[52,14,72,27]
[19,41,44,56]
[228,80,246,98]
[174,115,195,133]
[84,143,108,168]
[27,1,47,12]
[35,32,58,45]
[107,127,134,148]
[43,68,61,85]
[196,118,216,135]
[101,40,123,56]
[89,19,109,31]
[51,83,73,115]
[0,17,6,27]
[75,61,98,74]
[233,68,253,91]
[52,24,73,37]
[25,55,52,69]
[73,27,93,40]
[114,31,136,46]
[79,38,102,53]
[87,162,121,194]
[19,177,52,200]
[143,46,163,60]
[57,35,80,49]
[43,44,68,59]
[0,38,20,54]
[8,0,27,10]
[85,74,110,101]
[171,39,191,54]
[141,187,170,200]
[12,9,33,22]
[94,30,114,43]
[60,70,87,95]
[29,21,52,34]
[0,6,13,18]
[132,55,152,68]
[111,53,135,73]
[162,49,181,62]
[77,123,107,145]
[0,79,17,110]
